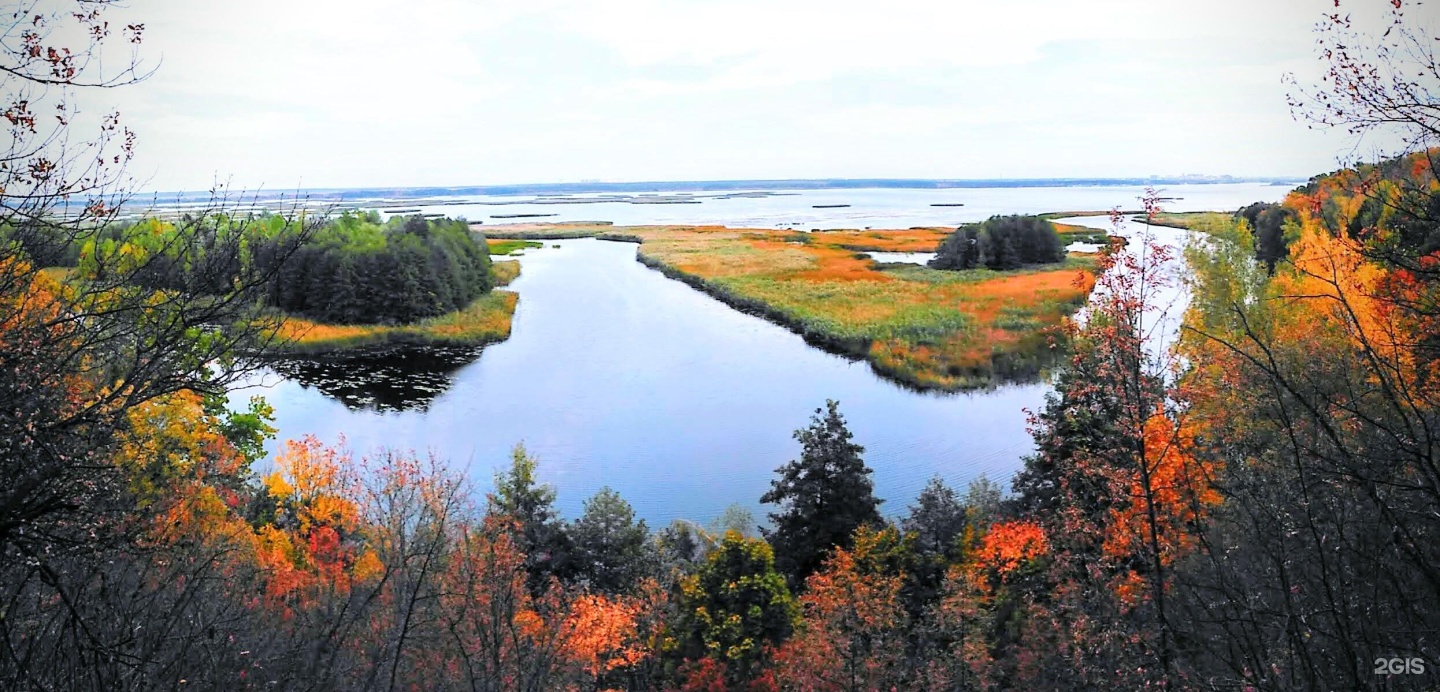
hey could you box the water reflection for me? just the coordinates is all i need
[265,345,484,412]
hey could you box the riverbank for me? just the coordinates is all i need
[481,223,1094,390]
[269,260,521,354]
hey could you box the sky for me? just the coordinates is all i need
[89,0,1422,192]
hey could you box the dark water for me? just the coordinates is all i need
[235,185,1284,525]
[264,346,486,413]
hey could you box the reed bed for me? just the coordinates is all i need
[451,222,1095,388]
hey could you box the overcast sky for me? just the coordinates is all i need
[97,0,1410,192]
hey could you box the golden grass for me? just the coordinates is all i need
[491,259,521,287]
[272,291,518,353]
[1053,221,1100,235]
[486,223,1094,389]
[808,227,951,252]
[1143,211,1231,231]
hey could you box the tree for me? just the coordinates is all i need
[930,215,1065,271]
[671,532,797,686]
[1236,201,1296,273]
[1174,158,1440,689]
[1284,0,1440,154]
[962,475,1002,530]
[571,486,653,594]
[929,226,980,270]
[995,194,1224,689]
[710,502,759,538]
[761,399,883,587]
[902,476,967,559]
[774,528,910,692]
[489,443,573,592]
[0,5,323,684]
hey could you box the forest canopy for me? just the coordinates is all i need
[254,212,494,325]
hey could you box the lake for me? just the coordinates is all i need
[233,183,1289,526]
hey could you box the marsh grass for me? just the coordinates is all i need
[625,226,1095,389]
[485,239,542,255]
[452,222,1096,388]
[491,259,520,287]
[1141,211,1231,231]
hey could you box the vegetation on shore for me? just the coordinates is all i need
[1051,220,1112,244]
[269,289,519,353]
[486,223,1094,389]
[269,260,521,353]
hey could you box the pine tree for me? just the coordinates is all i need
[489,443,573,592]
[571,487,652,594]
[761,399,883,587]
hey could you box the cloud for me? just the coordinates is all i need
[81,0,1366,189]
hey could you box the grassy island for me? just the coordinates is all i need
[482,223,1095,389]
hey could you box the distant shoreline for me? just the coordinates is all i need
[132,177,1305,206]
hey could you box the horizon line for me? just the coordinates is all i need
[134,174,1310,200]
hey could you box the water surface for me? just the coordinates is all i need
[237,184,1287,525]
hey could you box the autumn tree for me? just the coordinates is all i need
[775,527,911,691]
[762,399,883,587]
[1175,162,1440,688]
[670,531,798,687]
[999,196,1222,689]
[0,0,315,564]
[1147,4,1440,686]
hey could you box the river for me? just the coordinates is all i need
[231,183,1287,526]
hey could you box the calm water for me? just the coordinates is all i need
[391,182,1297,231]
[235,184,1289,525]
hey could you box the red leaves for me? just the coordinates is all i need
[975,521,1049,576]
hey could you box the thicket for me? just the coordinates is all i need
[929,214,1066,270]
[254,212,493,324]
[1235,201,1296,272]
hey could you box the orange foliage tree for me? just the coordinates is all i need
[774,527,910,691]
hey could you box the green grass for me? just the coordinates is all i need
[486,239,543,255]
[1136,211,1232,231]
